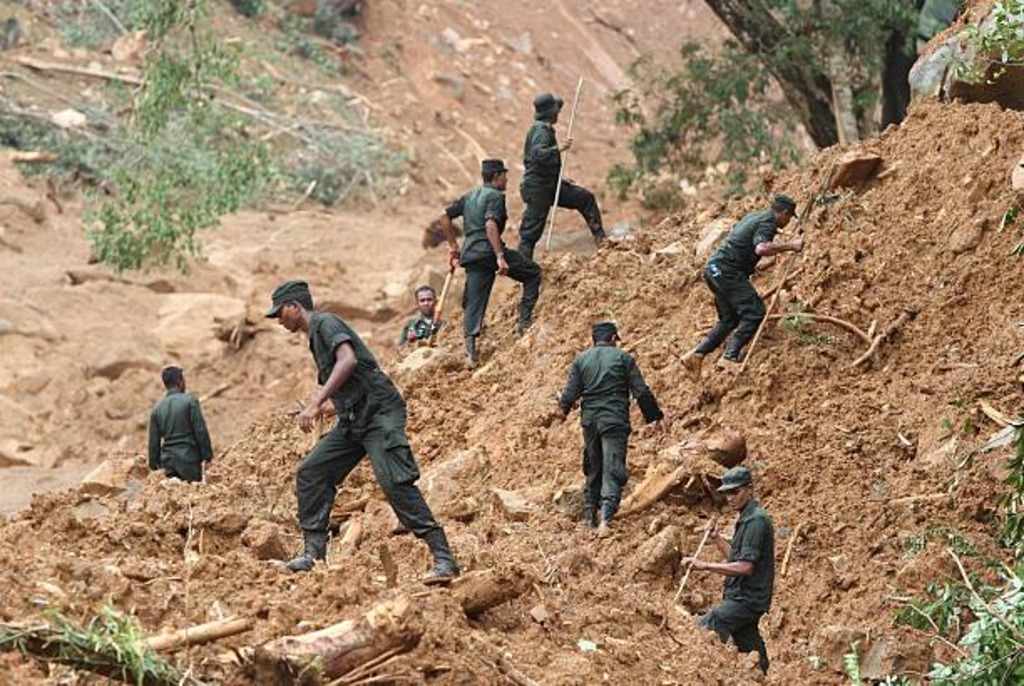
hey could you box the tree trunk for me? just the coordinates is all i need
[452,567,532,617]
[252,594,423,685]
[703,0,838,147]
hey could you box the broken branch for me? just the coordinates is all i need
[146,616,253,652]
[766,311,872,345]
[852,309,915,368]
[780,522,802,578]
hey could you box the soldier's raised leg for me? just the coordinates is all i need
[503,249,541,333]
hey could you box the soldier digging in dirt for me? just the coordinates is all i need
[147,366,214,483]
[397,285,442,349]
[266,280,459,581]
[438,159,541,368]
[680,194,802,377]
[557,322,663,535]
[683,466,775,674]
[517,92,606,260]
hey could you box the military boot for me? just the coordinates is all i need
[422,528,460,586]
[591,227,607,247]
[680,350,704,381]
[284,531,329,573]
[596,504,616,538]
[721,341,745,364]
[581,507,597,528]
[464,335,479,368]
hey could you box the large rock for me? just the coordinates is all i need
[241,519,289,561]
[491,488,533,521]
[629,524,681,582]
[830,151,883,189]
[80,458,138,496]
[694,218,733,260]
[394,345,451,375]
[154,293,247,355]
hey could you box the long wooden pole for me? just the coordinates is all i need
[146,616,253,652]
[543,77,584,254]
[673,517,718,603]
[428,267,455,347]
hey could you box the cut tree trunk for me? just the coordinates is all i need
[147,616,252,652]
[252,594,423,685]
[452,567,532,617]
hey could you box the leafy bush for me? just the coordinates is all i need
[956,0,1024,83]
[1000,424,1024,550]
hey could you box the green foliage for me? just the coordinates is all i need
[999,425,1024,551]
[231,0,267,19]
[895,580,969,635]
[843,641,862,685]
[0,110,122,184]
[956,0,1024,83]
[54,0,150,50]
[276,15,350,75]
[0,605,183,685]
[610,42,801,202]
[85,0,269,273]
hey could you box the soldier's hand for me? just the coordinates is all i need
[682,557,705,570]
[560,137,573,153]
[448,248,460,272]
[298,403,322,433]
[496,254,509,276]
[791,236,805,253]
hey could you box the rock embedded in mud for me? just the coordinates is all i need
[241,519,289,561]
[629,524,681,584]
[830,151,883,189]
[491,488,533,521]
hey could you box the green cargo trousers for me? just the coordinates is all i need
[295,405,443,543]
[462,249,541,337]
[162,456,203,483]
[581,424,629,520]
[695,264,766,361]
[699,598,769,673]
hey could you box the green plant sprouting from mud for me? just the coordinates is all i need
[0,605,186,685]
[955,0,1024,84]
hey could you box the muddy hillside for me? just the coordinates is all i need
[1,99,1022,684]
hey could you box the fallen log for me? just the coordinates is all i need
[253,594,423,685]
[147,616,253,652]
[451,567,532,617]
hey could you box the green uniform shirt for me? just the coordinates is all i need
[398,314,441,346]
[148,391,213,469]
[446,184,508,265]
[724,498,776,612]
[558,343,663,431]
[309,311,404,423]
[709,209,779,277]
[520,120,561,195]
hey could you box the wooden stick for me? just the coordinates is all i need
[780,522,802,578]
[543,77,584,254]
[146,616,253,652]
[887,492,952,506]
[947,548,1024,647]
[766,311,873,345]
[978,400,1013,427]
[759,265,805,300]
[852,309,914,368]
[428,268,454,347]
[673,518,717,603]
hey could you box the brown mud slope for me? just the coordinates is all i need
[1,101,1022,684]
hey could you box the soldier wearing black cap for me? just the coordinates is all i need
[680,194,802,376]
[683,466,775,673]
[266,280,459,581]
[437,158,542,367]
[558,321,664,534]
[517,92,606,261]
[147,366,214,483]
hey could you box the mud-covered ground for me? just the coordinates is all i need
[1,101,1022,684]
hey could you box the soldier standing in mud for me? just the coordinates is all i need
[148,366,214,483]
[683,466,775,674]
[397,285,442,348]
[266,280,459,581]
[680,194,802,377]
[437,159,541,367]
[517,92,606,260]
[558,321,663,534]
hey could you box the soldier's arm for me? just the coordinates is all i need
[398,321,412,348]
[695,518,765,576]
[528,126,562,167]
[441,197,465,258]
[147,409,161,470]
[313,342,358,407]
[558,361,584,415]
[754,221,802,257]
[190,397,214,462]
[626,356,664,423]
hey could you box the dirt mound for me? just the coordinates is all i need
[1,100,1021,683]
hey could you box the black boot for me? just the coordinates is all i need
[596,503,616,537]
[284,531,328,573]
[722,340,745,363]
[591,227,607,246]
[581,507,597,528]
[422,528,460,585]
[464,335,479,368]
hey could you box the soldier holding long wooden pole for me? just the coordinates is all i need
[516,82,606,261]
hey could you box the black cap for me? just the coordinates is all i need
[533,92,564,120]
[717,466,753,492]
[266,280,310,318]
[591,321,619,341]
[481,159,508,176]
[772,193,797,215]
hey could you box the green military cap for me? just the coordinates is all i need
[481,158,509,175]
[533,92,564,119]
[718,466,753,492]
[266,279,310,318]
[772,193,797,215]
[591,320,619,340]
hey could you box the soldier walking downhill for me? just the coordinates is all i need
[266,280,459,581]
[517,92,606,260]
[558,322,663,534]
[680,194,802,377]
[437,159,542,367]
[148,366,214,483]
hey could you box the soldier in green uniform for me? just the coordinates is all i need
[680,194,802,377]
[517,92,606,261]
[397,285,441,348]
[438,159,541,367]
[148,367,214,483]
[558,322,664,534]
[266,280,458,581]
[683,466,775,673]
